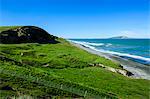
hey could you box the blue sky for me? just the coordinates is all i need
[0,0,149,38]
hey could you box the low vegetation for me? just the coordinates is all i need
[0,26,149,99]
[0,26,57,44]
[0,26,22,32]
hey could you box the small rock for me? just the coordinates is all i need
[43,64,49,67]
[118,64,123,69]
[126,71,134,76]
[1,85,14,90]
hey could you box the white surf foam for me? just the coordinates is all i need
[69,40,150,64]
[105,43,113,47]
[70,40,104,46]
[99,50,150,63]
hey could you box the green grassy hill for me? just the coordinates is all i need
[0,26,57,44]
[0,26,149,99]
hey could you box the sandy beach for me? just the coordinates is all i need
[70,41,150,80]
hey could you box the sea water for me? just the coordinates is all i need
[70,39,150,65]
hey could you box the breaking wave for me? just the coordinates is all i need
[69,40,150,65]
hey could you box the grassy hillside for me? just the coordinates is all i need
[0,26,57,44]
[0,26,22,32]
[0,26,149,99]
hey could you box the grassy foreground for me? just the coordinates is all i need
[0,38,149,99]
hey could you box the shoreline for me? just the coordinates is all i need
[70,41,150,80]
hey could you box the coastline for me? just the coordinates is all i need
[69,40,150,80]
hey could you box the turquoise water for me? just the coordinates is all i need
[70,39,150,65]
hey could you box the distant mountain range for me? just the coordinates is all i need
[109,36,129,39]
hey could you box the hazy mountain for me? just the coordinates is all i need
[109,36,129,39]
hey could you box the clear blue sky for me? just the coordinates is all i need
[0,0,149,38]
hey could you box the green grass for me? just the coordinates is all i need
[0,38,120,69]
[0,38,149,99]
[51,67,149,99]
[0,26,22,32]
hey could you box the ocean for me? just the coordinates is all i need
[69,39,150,65]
